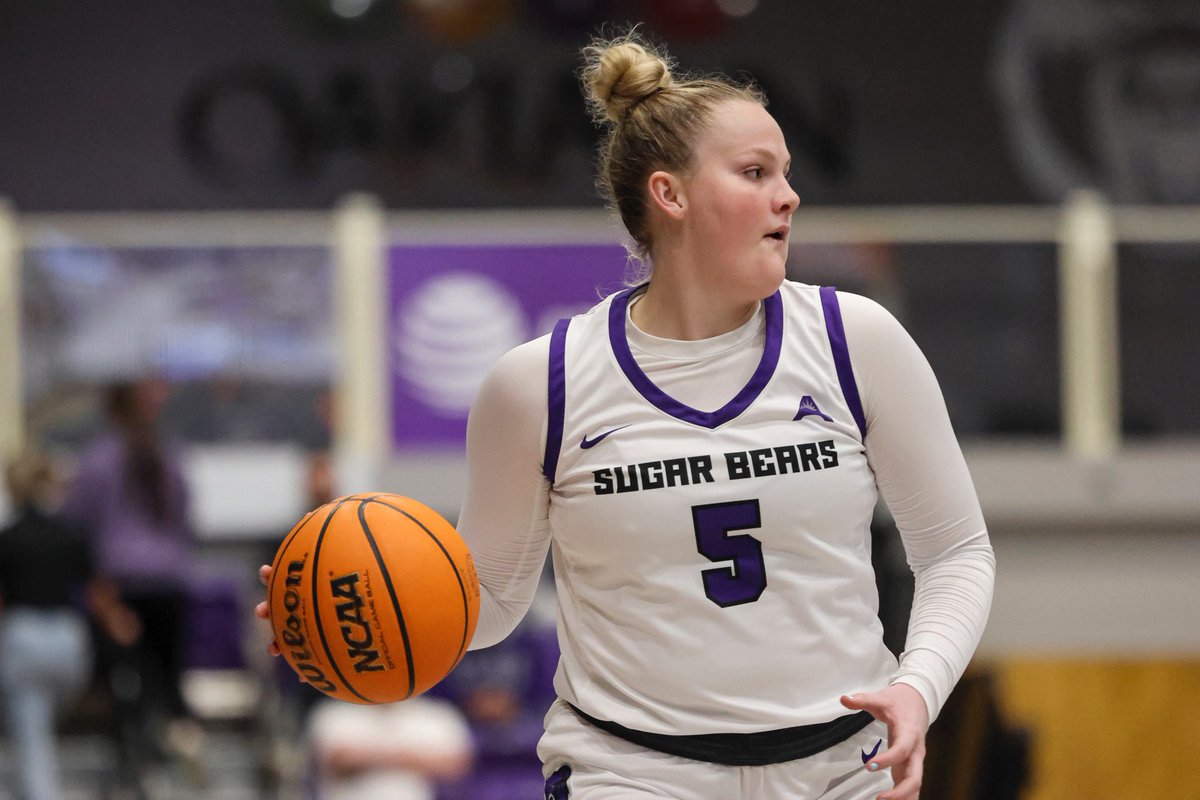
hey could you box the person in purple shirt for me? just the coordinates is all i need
[61,377,203,763]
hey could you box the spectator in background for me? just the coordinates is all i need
[306,694,473,800]
[61,378,204,764]
[0,450,140,800]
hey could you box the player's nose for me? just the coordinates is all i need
[777,180,800,214]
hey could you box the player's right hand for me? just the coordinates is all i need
[256,564,281,657]
[840,685,929,800]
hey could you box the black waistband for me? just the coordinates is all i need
[568,704,875,766]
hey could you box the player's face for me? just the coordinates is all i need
[680,99,798,301]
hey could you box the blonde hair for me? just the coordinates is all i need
[5,450,57,509]
[580,31,765,263]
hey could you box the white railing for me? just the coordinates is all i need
[2,193,1198,470]
[789,191,1125,460]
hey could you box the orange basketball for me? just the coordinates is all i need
[268,493,480,704]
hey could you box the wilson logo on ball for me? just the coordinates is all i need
[330,571,387,674]
[280,557,337,695]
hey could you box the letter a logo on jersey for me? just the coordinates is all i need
[794,395,833,423]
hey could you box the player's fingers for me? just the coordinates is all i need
[866,730,915,772]
[256,601,283,657]
[876,752,923,800]
[840,693,866,709]
[840,693,889,718]
[255,599,284,657]
[259,564,273,586]
[841,693,902,772]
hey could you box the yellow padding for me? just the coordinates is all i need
[995,659,1200,800]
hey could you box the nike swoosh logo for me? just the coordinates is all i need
[861,738,882,764]
[580,425,630,449]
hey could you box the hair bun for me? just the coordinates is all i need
[583,39,673,125]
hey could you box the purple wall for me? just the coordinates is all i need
[388,243,626,449]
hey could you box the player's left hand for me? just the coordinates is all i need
[840,683,929,800]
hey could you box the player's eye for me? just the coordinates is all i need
[744,167,763,179]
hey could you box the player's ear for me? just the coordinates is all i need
[647,170,686,221]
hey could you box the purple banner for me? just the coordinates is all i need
[389,244,627,449]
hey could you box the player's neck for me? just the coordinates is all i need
[630,277,758,341]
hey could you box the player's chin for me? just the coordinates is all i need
[749,255,787,298]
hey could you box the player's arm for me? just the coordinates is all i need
[457,335,554,650]
[841,292,995,717]
[838,291,996,799]
[255,337,554,657]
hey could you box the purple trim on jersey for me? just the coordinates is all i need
[819,286,868,440]
[608,287,783,430]
[543,318,570,484]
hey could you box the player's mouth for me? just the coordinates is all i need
[765,225,789,241]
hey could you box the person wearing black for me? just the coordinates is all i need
[0,451,139,800]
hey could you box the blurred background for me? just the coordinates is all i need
[1,0,1198,798]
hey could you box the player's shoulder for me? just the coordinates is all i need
[824,288,908,342]
[489,289,619,374]
[475,333,551,415]
[827,290,928,383]
[776,280,900,334]
[475,288,619,414]
[491,333,551,378]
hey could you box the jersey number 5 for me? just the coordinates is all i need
[692,499,767,607]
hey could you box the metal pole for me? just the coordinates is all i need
[1058,190,1120,459]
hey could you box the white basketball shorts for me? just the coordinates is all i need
[537,699,893,800]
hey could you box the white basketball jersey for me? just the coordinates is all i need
[542,281,898,736]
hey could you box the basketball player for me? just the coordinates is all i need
[259,32,994,800]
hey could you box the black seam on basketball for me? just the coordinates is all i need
[365,497,472,668]
[357,500,418,699]
[268,508,321,608]
[312,500,375,703]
